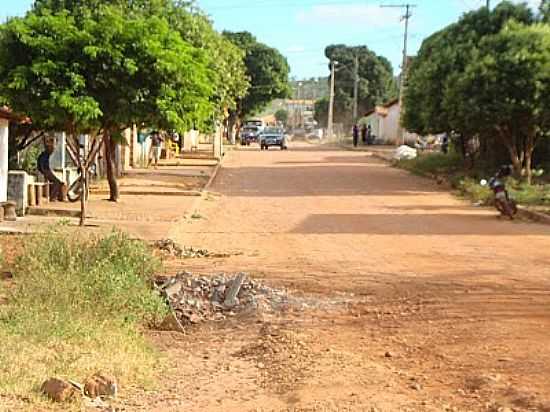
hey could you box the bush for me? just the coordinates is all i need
[0,229,167,406]
[457,178,493,204]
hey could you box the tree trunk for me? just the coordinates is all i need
[104,132,119,202]
[227,115,237,145]
[79,164,87,226]
[524,130,536,185]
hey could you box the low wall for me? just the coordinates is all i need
[8,171,35,216]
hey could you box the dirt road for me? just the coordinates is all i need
[140,144,550,412]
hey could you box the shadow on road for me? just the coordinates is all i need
[290,213,549,236]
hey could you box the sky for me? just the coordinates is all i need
[0,0,542,79]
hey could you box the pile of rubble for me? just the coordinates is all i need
[154,239,229,259]
[156,272,290,330]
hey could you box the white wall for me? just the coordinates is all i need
[0,119,8,202]
[382,104,401,144]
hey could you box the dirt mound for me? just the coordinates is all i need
[234,324,314,394]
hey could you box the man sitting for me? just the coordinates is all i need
[37,137,65,201]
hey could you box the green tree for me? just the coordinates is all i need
[224,31,291,143]
[274,109,289,125]
[448,22,550,183]
[541,0,549,22]
[403,2,540,175]
[0,3,215,203]
[324,44,398,127]
[314,97,329,128]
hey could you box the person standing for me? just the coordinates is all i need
[361,124,367,145]
[352,124,359,147]
[149,130,164,168]
[441,133,449,154]
[366,124,373,145]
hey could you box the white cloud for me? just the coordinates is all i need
[296,3,402,27]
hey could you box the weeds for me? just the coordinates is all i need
[396,153,550,208]
[0,229,167,409]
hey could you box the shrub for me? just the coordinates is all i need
[0,229,167,406]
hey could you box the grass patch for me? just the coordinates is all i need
[396,151,464,177]
[396,152,550,208]
[0,229,167,410]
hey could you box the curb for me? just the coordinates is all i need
[337,144,394,162]
[202,160,223,193]
[187,154,226,216]
[92,190,201,197]
[517,206,550,225]
[26,207,82,218]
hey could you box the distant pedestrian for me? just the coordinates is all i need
[352,124,359,147]
[361,124,367,145]
[149,130,164,168]
[366,124,373,145]
[441,133,449,154]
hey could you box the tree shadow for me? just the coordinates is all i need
[290,213,549,236]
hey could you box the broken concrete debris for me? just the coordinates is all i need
[153,238,231,259]
[156,271,289,330]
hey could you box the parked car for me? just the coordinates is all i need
[260,127,287,150]
[240,126,261,146]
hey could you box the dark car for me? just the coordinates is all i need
[260,127,287,150]
[240,126,261,146]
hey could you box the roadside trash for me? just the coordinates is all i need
[393,145,417,160]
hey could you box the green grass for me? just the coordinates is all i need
[0,229,167,410]
[396,151,464,178]
[396,152,550,208]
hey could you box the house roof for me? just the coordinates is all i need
[382,98,399,108]
[0,106,14,120]
[0,106,31,123]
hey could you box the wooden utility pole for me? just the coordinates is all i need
[327,60,336,140]
[353,54,359,123]
[381,3,416,144]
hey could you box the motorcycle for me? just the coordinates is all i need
[480,165,517,219]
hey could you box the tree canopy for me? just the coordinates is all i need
[321,44,398,127]
[541,0,549,22]
[223,31,290,138]
[0,0,262,200]
[274,109,289,125]
[402,1,548,181]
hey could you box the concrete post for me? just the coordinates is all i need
[0,119,8,203]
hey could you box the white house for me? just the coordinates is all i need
[361,99,418,145]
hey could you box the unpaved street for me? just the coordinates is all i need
[141,144,550,411]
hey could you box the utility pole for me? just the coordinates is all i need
[381,3,416,145]
[486,0,490,8]
[327,60,336,140]
[352,54,359,123]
